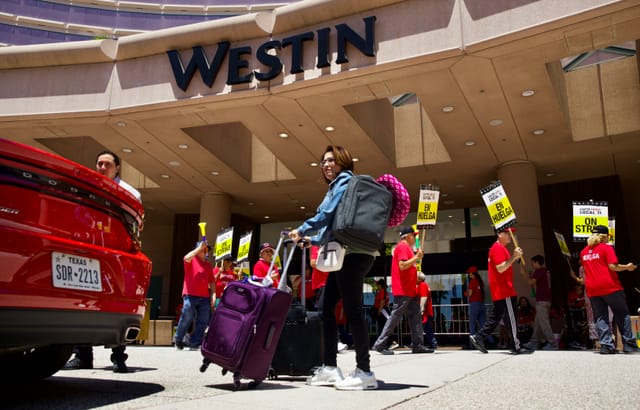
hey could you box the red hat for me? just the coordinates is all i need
[467,266,478,273]
[259,243,274,253]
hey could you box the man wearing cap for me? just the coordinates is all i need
[372,227,433,355]
[253,243,280,288]
[214,256,238,307]
[174,241,216,351]
[470,227,532,354]
[580,225,638,354]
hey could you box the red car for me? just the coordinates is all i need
[0,139,152,381]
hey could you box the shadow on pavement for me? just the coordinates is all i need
[4,376,165,410]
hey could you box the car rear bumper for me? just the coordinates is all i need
[0,308,142,349]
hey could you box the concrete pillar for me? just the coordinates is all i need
[497,160,544,299]
[199,192,231,242]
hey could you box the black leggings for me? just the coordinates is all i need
[321,253,374,372]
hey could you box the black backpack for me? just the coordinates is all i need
[332,175,392,251]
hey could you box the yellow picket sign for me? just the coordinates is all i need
[236,231,252,262]
[215,227,234,260]
[416,185,439,228]
[572,202,607,241]
[480,182,516,232]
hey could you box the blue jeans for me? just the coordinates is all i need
[469,301,486,336]
[174,295,211,347]
[423,316,437,348]
[590,290,635,349]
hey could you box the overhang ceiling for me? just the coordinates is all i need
[1,3,639,228]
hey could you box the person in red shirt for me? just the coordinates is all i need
[174,241,216,350]
[470,227,532,354]
[214,256,237,307]
[372,226,433,355]
[252,243,280,288]
[309,245,330,311]
[580,225,638,354]
[417,273,437,349]
[370,278,390,337]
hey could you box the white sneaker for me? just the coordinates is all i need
[334,368,378,391]
[337,342,348,352]
[306,365,344,386]
[389,342,399,350]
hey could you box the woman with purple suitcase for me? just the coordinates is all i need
[289,145,378,391]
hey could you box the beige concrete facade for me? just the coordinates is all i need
[1,0,639,314]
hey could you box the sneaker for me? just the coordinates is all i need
[523,341,538,350]
[306,365,344,386]
[623,344,639,354]
[334,368,378,391]
[599,346,617,354]
[63,357,93,370]
[374,346,395,355]
[470,334,488,354]
[337,342,348,352]
[541,344,558,351]
[389,342,400,350]
[510,347,534,355]
[112,360,129,373]
[189,345,201,351]
[175,341,184,351]
[411,345,434,354]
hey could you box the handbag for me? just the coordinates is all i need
[315,241,346,272]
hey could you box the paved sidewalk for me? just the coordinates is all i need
[5,345,639,409]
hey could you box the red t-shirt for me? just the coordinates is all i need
[580,243,622,297]
[487,241,516,301]
[253,258,280,288]
[468,278,483,303]
[310,245,329,290]
[391,240,417,297]
[417,281,433,323]
[373,287,388,310]
[215,267,236,298]
[182,255,215,297]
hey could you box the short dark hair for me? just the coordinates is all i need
[531,254,545,265]
[96,150,121,176]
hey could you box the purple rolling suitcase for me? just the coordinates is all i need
[199,234,293,389]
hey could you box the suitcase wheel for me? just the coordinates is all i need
[233,372,242,391]
[199,359,211,373]
[249,380,262,389]
[267,367,277,380]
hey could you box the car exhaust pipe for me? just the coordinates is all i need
[124,326,140,342]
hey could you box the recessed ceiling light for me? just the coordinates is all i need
[324,126,335,132]
[442,106,454,113]
[248,202,255,206]
[455,184,465,189]
[160,174,170,179]
[310,162,319,167]
[532,129,545,135]
[448,215,453,218]
[264,215,270,219]
[121,147,133,153]
[521,90,535,97]
[299,205,306,210]
[279,132,289,138]
[489,119,503,126]
[353,158,359,162]
[178,144,189,149]
[545,172,556,177]
[116,121,126,127]
[168,160,181,166]
[210,171,219,176]
[464,140,476,147]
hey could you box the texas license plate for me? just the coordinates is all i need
[52,252,102,292]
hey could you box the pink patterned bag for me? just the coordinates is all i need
[376,174,410,227]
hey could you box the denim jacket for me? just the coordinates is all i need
[295,170,352,246]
